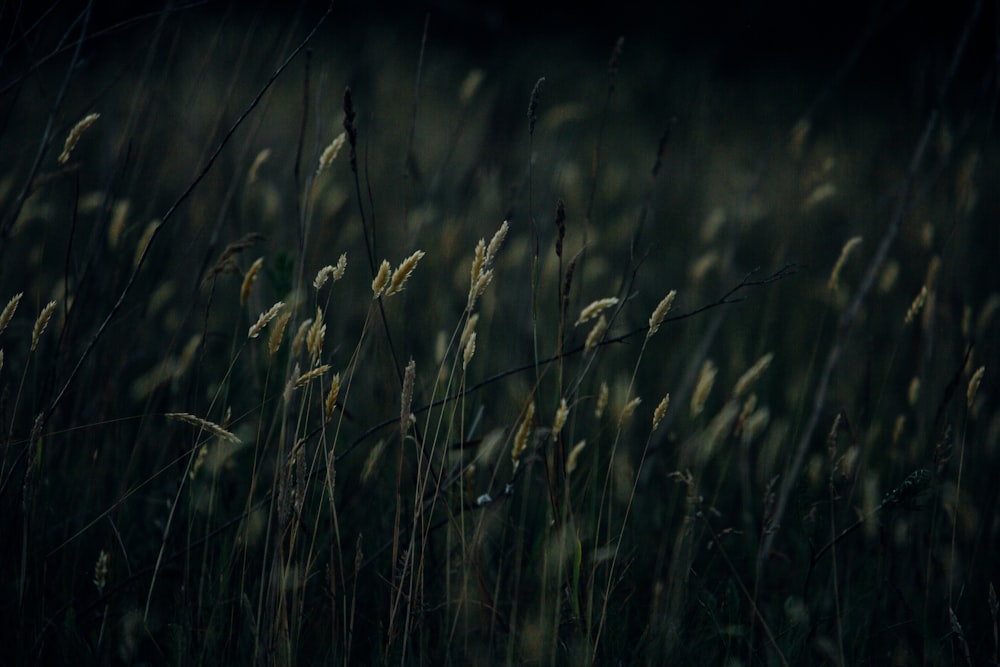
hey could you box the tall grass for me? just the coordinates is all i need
[1,3,997,665]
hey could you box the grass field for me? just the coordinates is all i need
[1,2,998,664]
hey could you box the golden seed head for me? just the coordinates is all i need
[133,220,160,269]
[324,373,341,423]
[585,314,608,352]
[690,359,717,418]
[248,301,284,339]
[462,332,477,370]
[295,364,331,387]
[372,259,391,298]
[306,307,326,364]
[552,398,569,438]
[647,290,676,340]
[31,300,58,352]
[292,319,313,357]
[732,352,774,398]
[241,256,264,306]
[401,359,416,437]
[511,401,535,470]
[486,220,509,265]
[166,412,240,444]
[576,297,618,327]
[967,365,985,409]
[908,377,920,406]
[386,250,426,297]
[905,286,928,325]
[0,292,23,335]
[107,200,130,249]
[317,131,347,174]
[652,393,670,430]
[620,395,642,424]
[460,313,479,350]
[269,310,292,355]
[247,148,271,184]
[566,439,587,475]
[595,381,609,419]
[58,112,100,165]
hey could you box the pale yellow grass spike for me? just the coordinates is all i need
[31,300,57,351]
[166,412,240,444]
[828,236,862,291]
[269,310,292,355]
[386,250,426,296]
[566,439,587,475]
[620,396,642,424]
[324,373,341,423]
[292,319,312,357]
[576,297,618,326]
[241,257,264,306]
[0,292,23,335]
[306,307,326,364]
[552,398,569,440]
[58,112,100,165]
[511,401,535,472]
[647,290,676,340]
[247,148,271,184]
[905,286,928,325]
[295,364,331,387]
[595,382,609,419]
[967,366,985,409]
[690,359,717,418]
[652,393,670,430]
[485,220,509,265]
[462,332,477,371]
[317,131,346,174]
[248,301,284,339]
[732,352,774,398]
[585,314,608,352]
[372,260,391,298]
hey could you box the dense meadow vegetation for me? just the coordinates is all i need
[1,2,998,664]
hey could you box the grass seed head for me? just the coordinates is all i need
[576,297,618,326]
[324,373,341,423]
[31,300,57,352]
[512,401,535,472]
[241,257,264,306]
[732,352,774,398]
[647,290,676,340]
[967,365,985,409]
[690,359,717,418]
[317,131,346,174]
[386,250,426,296]
[58,112,100,165]
[585,314,608,352]
[0,292,23,335]
[248,301,284,339]
[372,260,391,298]
[652,393,670,430]
[566,439,587,475]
